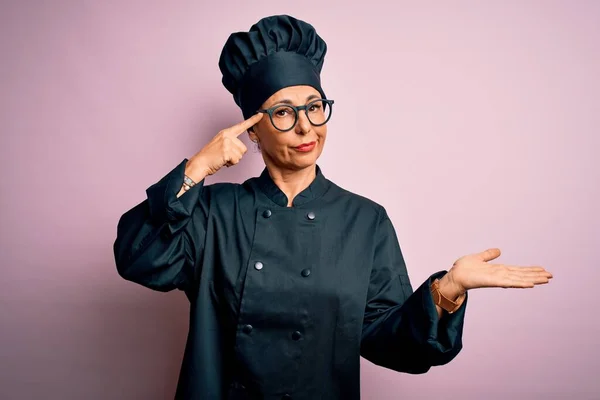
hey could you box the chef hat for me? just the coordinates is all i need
[218,15,328,119]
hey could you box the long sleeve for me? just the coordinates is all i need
[360,209,468,374]
[113,159,208,293]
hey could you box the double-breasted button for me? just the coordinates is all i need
[306,211,316,220]
[254,261,264,271]
[263,209,272,218]
[291,331,303,341]
[301,269,311,277]
[242,324,253,334]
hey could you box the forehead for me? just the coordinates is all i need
[263,85,321,107]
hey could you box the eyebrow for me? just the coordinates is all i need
[271,94,321,107]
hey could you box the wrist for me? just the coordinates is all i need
[185,158,210,183]
[437,271,465,301]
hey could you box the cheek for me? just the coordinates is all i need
[318,127,327,142]
[261,134,290,155]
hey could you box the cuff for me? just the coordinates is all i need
[418,271,468,355]
[146,159,204,234]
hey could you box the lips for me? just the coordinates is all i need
[295,141,316,150]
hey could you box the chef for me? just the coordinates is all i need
[113,14,552,400]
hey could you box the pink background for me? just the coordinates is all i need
[1,1,598,399]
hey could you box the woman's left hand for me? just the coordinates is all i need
[443,248,553,296]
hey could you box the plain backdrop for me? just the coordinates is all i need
[1,1,598,399]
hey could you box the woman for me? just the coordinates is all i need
[113,15,552,400]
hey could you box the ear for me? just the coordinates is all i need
[247,127,259,143]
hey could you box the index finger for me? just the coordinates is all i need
[225,113,264,137]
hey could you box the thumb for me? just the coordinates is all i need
[477,248,501,262]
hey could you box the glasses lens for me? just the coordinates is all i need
[306,100,332,126]
[271,105,296,131]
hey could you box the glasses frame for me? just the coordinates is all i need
[257,98,335,132]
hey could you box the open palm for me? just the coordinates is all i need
[449,248,553,293]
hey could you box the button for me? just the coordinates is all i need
[301,269,311,277]
[254,261,264,271]
[282,395,292,400]
[291,331,302,341]
[242,324,253,334]
[263,209,272,218]
[230,382,246,390]
[306,211,316,220]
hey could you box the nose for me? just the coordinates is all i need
[295,110,312,135]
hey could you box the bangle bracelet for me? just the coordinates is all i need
[183,175,197,187]
[430,279,465,314]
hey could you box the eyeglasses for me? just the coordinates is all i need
[257,98,335,132]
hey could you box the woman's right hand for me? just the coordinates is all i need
[185,113,264,182]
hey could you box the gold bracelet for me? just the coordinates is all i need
[430,279,466,314]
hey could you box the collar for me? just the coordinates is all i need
[256,165,330,207]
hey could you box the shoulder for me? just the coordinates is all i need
[204,181,241,194]
[203,176,264,203]
[325,179,388,221]
[201,181,245,205]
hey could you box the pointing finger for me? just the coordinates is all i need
[225,113,264,137]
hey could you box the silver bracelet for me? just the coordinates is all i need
[183,175,197,187]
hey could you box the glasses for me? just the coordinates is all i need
[257,98,335,132]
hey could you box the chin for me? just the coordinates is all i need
[292,153,321,170]
[296,159,318,169]
[279,144,324,170]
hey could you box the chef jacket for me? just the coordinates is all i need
[113,160,468,400]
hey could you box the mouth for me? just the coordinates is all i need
[294,141,317,152]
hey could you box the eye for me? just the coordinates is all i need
[273,105,294,118]
[308,103,322,113]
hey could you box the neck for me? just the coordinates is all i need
[266,163,317,207]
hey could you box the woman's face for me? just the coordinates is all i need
[249,85,327,171]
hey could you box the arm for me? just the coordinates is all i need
[113,159,209,293]
[360,209,467,374]
[113,113,264,293]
